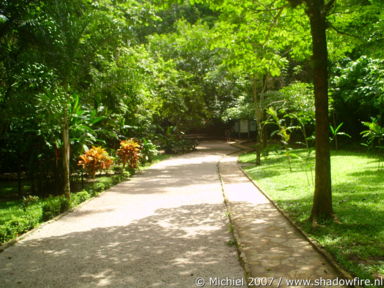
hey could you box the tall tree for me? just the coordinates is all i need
[205,1,304,164]
[0,0,155,198]
[193,0,335,221]
[287,0,335,222]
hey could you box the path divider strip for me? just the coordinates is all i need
[217,157,252,287]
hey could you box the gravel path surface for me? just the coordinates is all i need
[0,141,246,288]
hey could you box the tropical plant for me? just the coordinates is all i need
[78,147,113,178]
[275,82,315,149]
[69,95,105,154]
[329,122,351,150]
[140,139,159,164]
[266,107,299,171]
[361,117,384,169]
[117,139,141,170]
[361,117,384,148]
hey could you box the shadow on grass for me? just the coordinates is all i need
[273,187,384,281]
[346,170,384,183]
[243,149,384,281]
[275,193,384,280]
[245,168,283,180]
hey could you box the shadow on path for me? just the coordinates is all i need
[0,204,243,288]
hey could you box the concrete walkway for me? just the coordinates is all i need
[0,141,345,288]
[219,153,344,288]
[0,142,245,288]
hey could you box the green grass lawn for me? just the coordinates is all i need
[239,149,384,282]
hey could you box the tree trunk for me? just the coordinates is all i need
[62,108,71,200]
[253,77,263,166]
[306,0,333,221]
[16,151,24,198]
[54,147,61,194]
[17,166,23,198]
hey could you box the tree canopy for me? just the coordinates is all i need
[1,0,383,218]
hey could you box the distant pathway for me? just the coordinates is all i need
[0,141,245,288]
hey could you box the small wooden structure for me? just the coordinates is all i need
[233,119,257,138]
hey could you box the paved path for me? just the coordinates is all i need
[0,141,347,288]
[0,141,245,288]
[219,153,344,288]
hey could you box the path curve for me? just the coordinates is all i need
[0,141,245,288]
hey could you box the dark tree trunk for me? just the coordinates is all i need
[253,77,263,166]
[262,124,268,155]
[62,109,71,200]
[306,0,333,221]
[17,167,23,198]
[54,147,61,194]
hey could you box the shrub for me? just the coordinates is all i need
[161,126,198,154]
[117,139,141,169]
[93,182,105,192]
[0,216,37,243]
[72,190,90,206]
[7,218,32,233]
[76,190,90,202]
[88,189,98,197]
[78,146,113,178]
[140,139,159,164]
[163,137,198,154]
[22,195,39,211]
[42,196,70,221]
[361,117,384,148]
[42,198,60,221]
[0,226,7,243]
[331,56,384,136]
[113,166,123,174]
[60,197,71,212]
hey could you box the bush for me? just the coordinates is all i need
[42,196,70,221]
[22,195,39,211]
[93,182,105,192]
[178,138,198,153]
[331,56,384,136]
[113,166,124,174]
[117,139,141,169]
[7,218,32,233]
[161,126,198,154]
[76,190,90,202]
[140,139,159,164]
[163,137,198,154]
[110,173,129,185]
[0,226,7,243]
[78,146,113,178]
[71,190,90,206]
[0,216,38,243]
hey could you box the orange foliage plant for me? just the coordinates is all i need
[78,146,113,178]
[116,139,141,169]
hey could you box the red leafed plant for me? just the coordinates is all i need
[78,146,113,178]
[117,139,141,169]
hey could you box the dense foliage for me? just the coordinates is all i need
[1,0,383,281]
[0,0,382,201]
[331,56,384,137]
